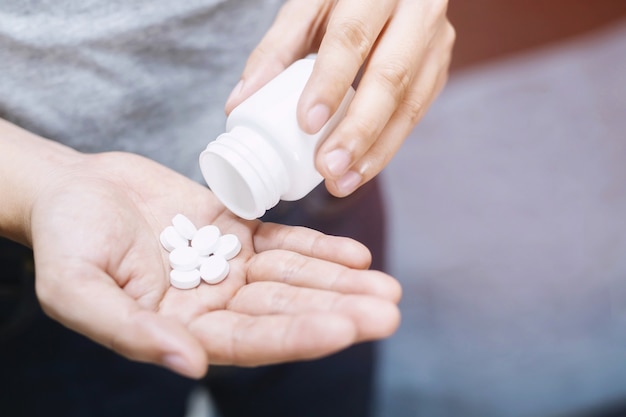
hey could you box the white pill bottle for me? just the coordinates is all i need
[199,57,355,220]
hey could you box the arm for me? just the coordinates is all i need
[0,119,401,378]
[225,0,455,197]
[0,119,79,246]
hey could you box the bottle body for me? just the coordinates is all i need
[199,58,354,220]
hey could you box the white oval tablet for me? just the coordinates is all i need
[170,269,201,290]
[214,234,242,260]
[191,225,221,256]
[172,213,197,240]
[169,246,200,271]
[199,255,230,284]
[159,226,189,252]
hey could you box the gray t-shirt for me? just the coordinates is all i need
[0,0,283,182]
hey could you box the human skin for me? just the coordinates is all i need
[225,0,455,197]
[0,119,401,379]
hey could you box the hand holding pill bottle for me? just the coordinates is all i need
[200,57,355,220]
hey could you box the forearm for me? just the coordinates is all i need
[0,119,80,246]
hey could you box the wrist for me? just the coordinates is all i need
[0,119,82,246]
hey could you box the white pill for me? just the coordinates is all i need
[170,269,201,290]
[159,226,189,252]
[199,255,230,284]
[191,225,221,256]
[214,234,242,260]
[169,246,200,271]
[198,255,212,265]
[172,213,197,240]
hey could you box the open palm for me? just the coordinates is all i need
[29,151,401,378]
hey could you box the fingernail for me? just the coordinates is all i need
[225,79,244,109]
[335,171,362,195]
[162,353,195,377]
[307,103,330,133]
[325,148,351,177]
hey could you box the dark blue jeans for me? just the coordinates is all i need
[0,179,386,417]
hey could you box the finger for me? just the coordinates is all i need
[228,281,401,340]
[35,260,208,378]
[326,19,454,197]
[324,19,455,197]
[314,1,425,183]
[297,0,396,134]
[245,249,402,302]
[189,310,358,366]
[253,222,372,270]
[224,0,331,113]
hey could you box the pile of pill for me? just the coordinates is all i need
[159,213,242,289]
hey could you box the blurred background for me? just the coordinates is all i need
[375,1,626,416]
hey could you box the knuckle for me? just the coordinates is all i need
[399,94,426,126]
[278,250,308,284]
[358,150,388,180]
[374,60,412,98]
[269,286,299,314]
[348,116,379,146]
[328,17,372,60]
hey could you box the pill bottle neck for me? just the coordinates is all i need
[199,126,290,220]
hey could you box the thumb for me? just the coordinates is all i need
[224,0,329,113]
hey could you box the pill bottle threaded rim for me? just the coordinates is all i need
[199,126,290,220]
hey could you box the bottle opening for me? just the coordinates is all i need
[199,150,264,220]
